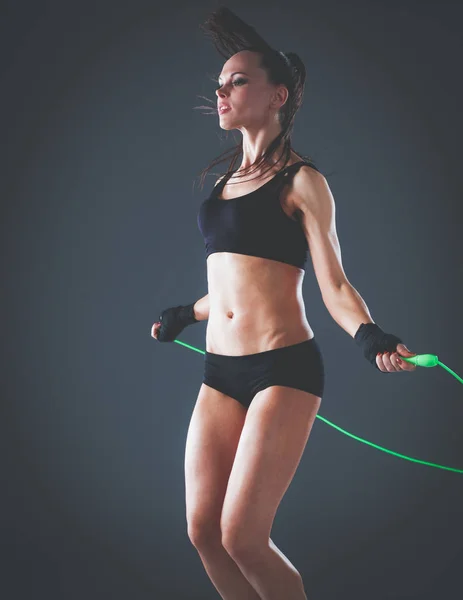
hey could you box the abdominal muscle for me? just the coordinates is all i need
[205,252,314,356]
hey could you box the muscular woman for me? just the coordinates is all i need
[151,7,416,600]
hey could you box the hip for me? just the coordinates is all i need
[203,336,325,405]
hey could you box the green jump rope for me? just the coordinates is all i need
[173,342,463,475]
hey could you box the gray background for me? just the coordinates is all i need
[2,1,462,598]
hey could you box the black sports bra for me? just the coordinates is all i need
[197,160,321,270]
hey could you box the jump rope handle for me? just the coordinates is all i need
[402,354,463,385]
[401,354,439,367]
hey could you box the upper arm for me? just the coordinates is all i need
[292,166,349,301]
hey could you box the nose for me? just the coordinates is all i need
[216,86,229,99]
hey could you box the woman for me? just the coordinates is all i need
[152,7,416,600]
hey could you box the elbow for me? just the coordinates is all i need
[321,280,349,306]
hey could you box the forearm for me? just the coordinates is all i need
[193,293,209,321]
[324,283,375,338]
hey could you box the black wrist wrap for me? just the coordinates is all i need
[157,303,199,343]
[354,323,403,372]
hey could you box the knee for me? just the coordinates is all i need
[187,519,222,550]
[221,527,258,561]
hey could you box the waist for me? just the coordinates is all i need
[206,304,314,355]
[205,253,311,354]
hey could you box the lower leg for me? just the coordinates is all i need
[229,537,308,600]
[195,538,262,600]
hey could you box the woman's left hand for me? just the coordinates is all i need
[377,343,417,373]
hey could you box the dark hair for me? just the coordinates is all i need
[194,6,318,192]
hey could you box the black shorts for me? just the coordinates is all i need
[203,337,325,410]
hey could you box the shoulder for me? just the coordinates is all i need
[294,162,324,182]
[215,171,234,186]
[290,163,332,215]
[211,173,228,193]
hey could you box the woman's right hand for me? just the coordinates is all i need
[150,304,198,343]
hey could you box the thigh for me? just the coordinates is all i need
[184,383,247,546]
[221,385,322,552]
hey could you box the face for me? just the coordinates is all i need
[215,50,287,131]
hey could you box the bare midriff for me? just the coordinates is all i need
[205,153,314,356]
[206,253,314,355]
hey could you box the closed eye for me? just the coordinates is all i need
[215,78,247,90]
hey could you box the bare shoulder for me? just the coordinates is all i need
[291,163,330,213]
[296,162,324,180]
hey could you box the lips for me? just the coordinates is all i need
[218,104,231,114]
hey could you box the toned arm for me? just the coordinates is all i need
[192,173,228,322]
[292,167,374,337]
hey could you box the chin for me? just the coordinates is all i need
[219,119,239,131]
